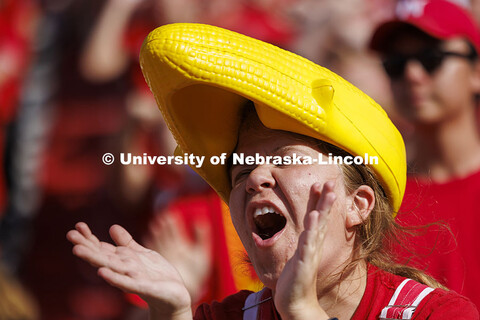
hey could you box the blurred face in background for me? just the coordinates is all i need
[383,29,480,125]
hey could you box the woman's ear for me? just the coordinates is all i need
[346,185,375,228]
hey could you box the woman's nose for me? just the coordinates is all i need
[245,165,276,194]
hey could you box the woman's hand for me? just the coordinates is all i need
[274,181,337,320]
[66,222,192,320]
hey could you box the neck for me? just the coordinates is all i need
[317,261,368,319]
[411,106,480,182]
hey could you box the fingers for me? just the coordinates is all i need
[71,243,115,269]
[304,181,336,231]
[298,181,337,263]
[67,222,146,273]
[109,224,148,252]
[67,222,116,253]
[274,181,338,314]
[73,241,147,276]
[314,181,337,218]
[67,222,97,245]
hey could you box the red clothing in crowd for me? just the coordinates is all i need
[0,0,37,212]
[194,264,478,320]
[0,0,36,120]
[398,172,480,309]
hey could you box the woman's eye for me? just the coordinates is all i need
[231,168,251,185]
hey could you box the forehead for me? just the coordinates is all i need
[235,117,319,153]
[385,26,440,54]
[385,26,472,55]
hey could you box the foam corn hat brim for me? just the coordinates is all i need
[140,23,406,212]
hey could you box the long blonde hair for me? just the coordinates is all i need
[318,141,446,289]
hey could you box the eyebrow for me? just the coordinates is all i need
[229,145,308,168]
[271,145,300,153]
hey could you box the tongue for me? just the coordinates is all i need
[255,213,287,240]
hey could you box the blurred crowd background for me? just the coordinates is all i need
[1,0,479,319]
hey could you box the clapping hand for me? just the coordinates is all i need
[274,181,337,320]
[67,223,193,320]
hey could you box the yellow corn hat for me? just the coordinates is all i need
[140,23,406,212]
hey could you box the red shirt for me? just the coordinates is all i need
[194,264,478,319]
[398,173,480,309]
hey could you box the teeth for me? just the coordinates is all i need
[254,206,277,218]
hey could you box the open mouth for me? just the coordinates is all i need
[253,206,287,240]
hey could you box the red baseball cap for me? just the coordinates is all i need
[370,0,480,54]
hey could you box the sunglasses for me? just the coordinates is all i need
[382,48,476,79]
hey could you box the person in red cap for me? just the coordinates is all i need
[370,0,480,309]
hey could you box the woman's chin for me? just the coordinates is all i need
[255,266,283,289]
[258,276,278,290]
[250,246,294,289]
